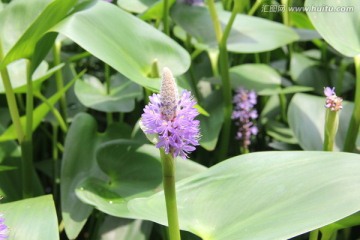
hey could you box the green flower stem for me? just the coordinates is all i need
[343,55,360,152]
[309,229,319,240]
[20,140,34,198]
[279,94,288,123]
[281,0,290,26]
[53,40,68,126]
[25,60,33,139]
[160,149,181,240]
[0,68,25,142]
[105,63,113,125]
[163,0,170,35]
[208,0,240,160]
[248,0,262,16]
[35,93,68,132]
[207,0,223,42]
[0,45,25,143]
[52,124,60,205]
[22,60,36,198]
[323,109,339,151]
[67,51,91,63]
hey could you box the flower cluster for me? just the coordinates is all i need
[324,87,343,111]
[232,88,258,149]
[0,214,8,240]
[141,68,200,159]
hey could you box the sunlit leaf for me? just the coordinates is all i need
[54,1,190,91]
[129,151,360,240]
[305,0,360,57]
[0,195,59,240]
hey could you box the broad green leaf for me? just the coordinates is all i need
[290,53,354,95]
[75,140,207,217]
[129,151,360,240]
[0,72,80,142]
[288,93,357,151]
[171,3,299,53]
[61,113,132,239]
[53,1,190,91]
[0,0,52,56]
[0,195,58,240]
[74,73,142,112]
[305,0,360,57]
[0,0,77,69]
[0,59,64,93]
[230,64,281,94]
[198,90,224,151]
[97,217,152,240]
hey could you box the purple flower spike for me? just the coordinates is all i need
[324,87,343,111]
[0,214,8,240]
[232,88,258,149]
[141,68,200,159]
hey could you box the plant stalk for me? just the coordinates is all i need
[105,63,113,125]
[160,149,181,240]
[53,40,68,125]
[309,229,319,240]
[208,0,240,160]
[323,109,339,151]
[343,55,360,152]
[163,0,170,35]
[0,44,25,143]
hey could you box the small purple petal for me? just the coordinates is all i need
[0,214,8,240]
[324,87,335,97]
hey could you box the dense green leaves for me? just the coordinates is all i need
[0,60,64,93]
[75,140,207,217]
[171,3,299,53]
[61,113,132,239]
[290,53,354,95]
[0,73,80,142]
[305,0,360,57]
[0,195,59,240]
[0,0,76,70]
[54,1,190,91]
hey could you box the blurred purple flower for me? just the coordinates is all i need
[232,88,258,149]
[182,0,204,6]
[141,68,200,159]
[0,214,8,240]
[324,87,342,111]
